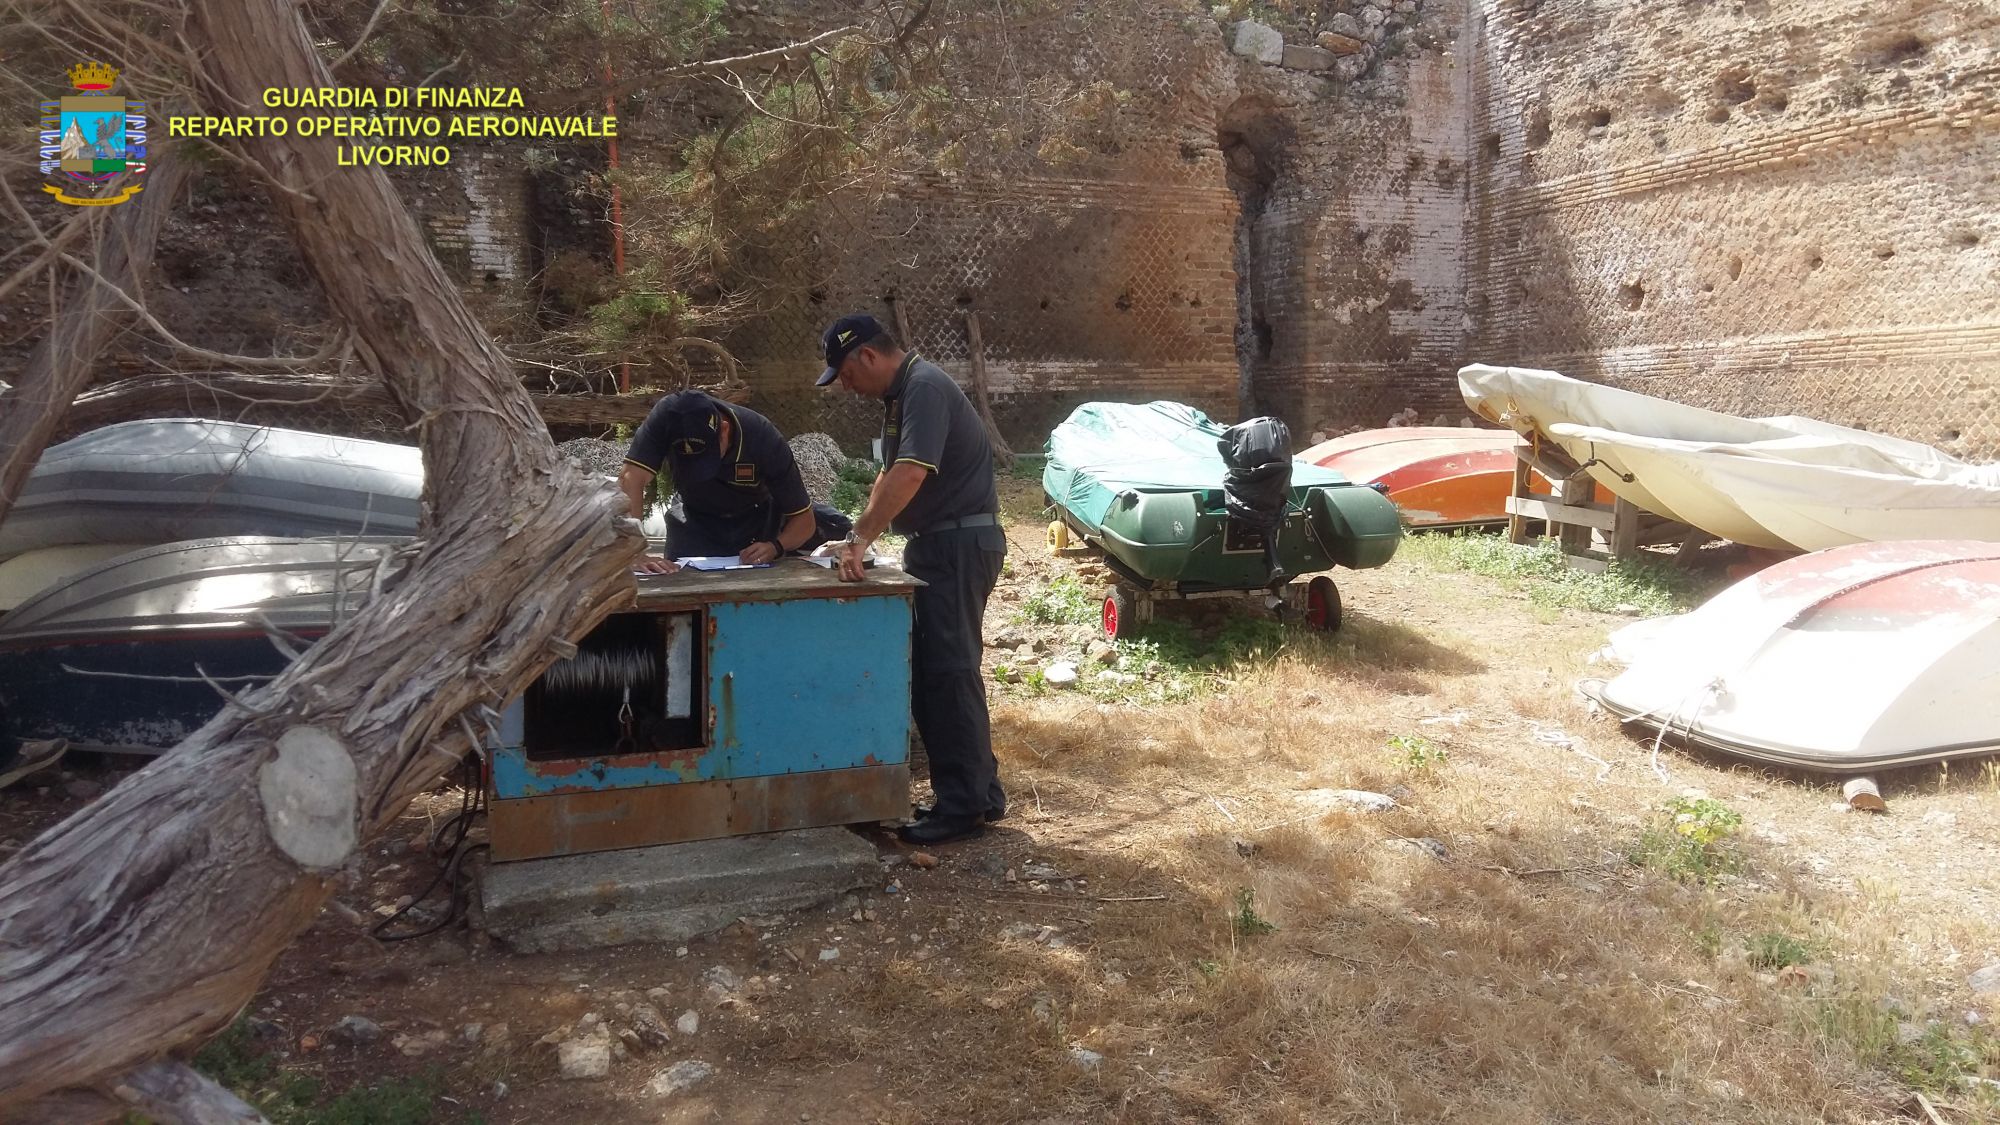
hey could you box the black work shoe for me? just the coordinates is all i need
[912,803,1008,824]
[898,813,985,845]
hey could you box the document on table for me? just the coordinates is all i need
[675,556,773,572]
[800,554,877,569]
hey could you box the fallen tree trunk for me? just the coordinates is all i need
[0,153,192,526]
[0,0,642,1113]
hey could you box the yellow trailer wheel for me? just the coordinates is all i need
[1047,520,1072,552]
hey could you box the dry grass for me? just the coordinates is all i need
[870,505,2000,1122]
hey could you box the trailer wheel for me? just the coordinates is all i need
[1103,585,1139,640]
[1047,520,1071,553]
[1305,575,1342,632]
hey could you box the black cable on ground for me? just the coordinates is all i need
[372,755,489,943]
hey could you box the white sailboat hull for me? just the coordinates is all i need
[1459,364,2000,552]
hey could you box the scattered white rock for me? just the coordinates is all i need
[1229,19,1284,63]
[1969,962,2000,996]
[629,1004,672,1049]
[1044,661,1080,688]
[1281,44,1337,70]
[819,947,841,962]
[702,965,744,1007]
[1325,11,1362,37]
[558,1037,612,1080]
[646,1059,716,1097]
[1297,788,1399,814]
[676,1009,700,1036]
[1085,639,1118,665]
[1068,1045,1105,1070]
[330,1015,382,1045]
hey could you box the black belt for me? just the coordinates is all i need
[912,512,999,536]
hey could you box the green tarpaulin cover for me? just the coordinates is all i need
[1044,401,1351,532]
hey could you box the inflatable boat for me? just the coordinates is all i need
[1043,402,1401,636]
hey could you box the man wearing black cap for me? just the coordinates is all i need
[620,389,834,574]
[818,313,1006,845]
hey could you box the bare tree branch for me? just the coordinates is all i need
[327,0,394,71]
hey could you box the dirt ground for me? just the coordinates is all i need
[4,478,1997,1124]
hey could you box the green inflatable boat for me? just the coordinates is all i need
[1042,401,1402,637]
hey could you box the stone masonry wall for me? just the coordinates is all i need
[724,0,1482,450]
[1467,0,2000,458]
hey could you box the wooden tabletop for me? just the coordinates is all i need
[631,557,921,610]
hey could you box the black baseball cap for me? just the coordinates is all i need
[817,313,887,386]
[655,390,726,483]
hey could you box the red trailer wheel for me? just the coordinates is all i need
[1305,575,1342,632]
[1103,586,1137,640]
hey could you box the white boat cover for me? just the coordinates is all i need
[1459,364,2000,551]
[0,419,423,561]
[1584,540,2000,771]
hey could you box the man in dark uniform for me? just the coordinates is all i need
[620,390,845,574]
[818,313,1006,845]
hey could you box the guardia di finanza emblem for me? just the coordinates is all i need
[39,61,148,206]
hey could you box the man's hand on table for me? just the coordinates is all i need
[837,538,870,582]
[738,539,782,566]
[635,553,679,575]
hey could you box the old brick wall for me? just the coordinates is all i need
[1467,0,2000,458]
[1228,0,1479,438]
[723,1,1245,448]
[724,0,1483,450]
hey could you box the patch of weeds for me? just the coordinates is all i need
[1387,733,1449,771]
[1745,932,1814,970]
[831,458,878,516]
[1007,455,1046,481]
[1402,531,1711,615]
[1630,796,1743,884]
[1231,888,1277,937]
[1194,958,1224,979]
[992,662,1016,684]
[193,1020,477,1125]
[1809,996,2000,1098]
[1015,574,1096,626]
[313,1075,475,1125]
[1693,922,1725,960]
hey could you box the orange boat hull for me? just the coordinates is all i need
[1303,427,1606,527]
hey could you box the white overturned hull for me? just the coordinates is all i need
[1584,540,2000,771]
[0,419,424,561]
[1459,365,2000,552]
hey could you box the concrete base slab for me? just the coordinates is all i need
[480,827,880,953]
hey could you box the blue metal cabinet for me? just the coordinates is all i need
[486,561,919,860]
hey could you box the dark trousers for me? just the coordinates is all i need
[903,524,1007,818]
